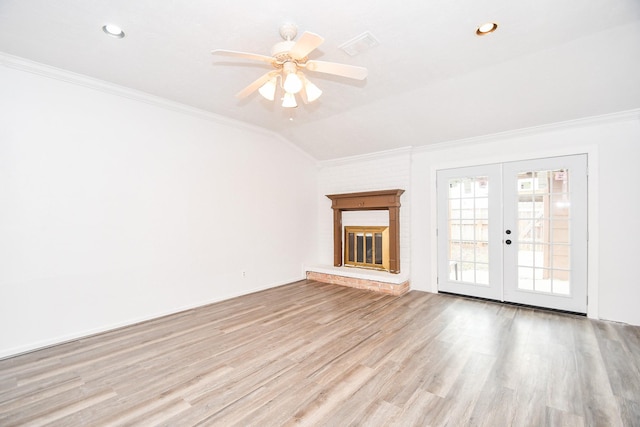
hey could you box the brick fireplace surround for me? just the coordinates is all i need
[308,189,409,296]
[306,267,410,296]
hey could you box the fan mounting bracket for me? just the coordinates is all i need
[279,23,298,41]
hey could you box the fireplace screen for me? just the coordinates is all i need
[344,226,390,271]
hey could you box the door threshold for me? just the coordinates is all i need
[438,291,586,317]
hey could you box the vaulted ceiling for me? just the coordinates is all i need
[1,0,639,160]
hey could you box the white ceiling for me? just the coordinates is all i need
[1,0,639,160]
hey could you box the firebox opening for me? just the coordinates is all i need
[344,226,390,272]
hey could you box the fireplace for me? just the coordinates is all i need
[344,226,390,271]
[326,189,404,274]
[306,189,407,295]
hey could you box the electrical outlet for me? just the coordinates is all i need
[242,271,246,278]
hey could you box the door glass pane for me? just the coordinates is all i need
[449,199,461,218]
[518,243,534,267]
[534,269,552,293]
[460,263,475,282]
[447,176,490,286]
[461,179,474,197]
[476,178,489,197]
[449,241,462,261]
[535,171,549,191]
[552,220,570,244]
[461,242,475,262]
[476,263,489,285]
[461,199,474,218]
[552,270,570,295]
[476,242,489,263]
[518,267,534,290]
[516,168,572,295]
[551,194,571,217]
[475,197,489,219]
[450,224,462,240]
[461,223,475,240]
[554,245,570,270]
[449,179,461,198]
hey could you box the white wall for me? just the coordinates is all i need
[0,60,318,358]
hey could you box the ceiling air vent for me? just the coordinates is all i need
[339,31,380,56]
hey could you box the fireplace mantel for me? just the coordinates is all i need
[326,189,405,273]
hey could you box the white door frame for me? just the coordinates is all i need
[429,144,599,319]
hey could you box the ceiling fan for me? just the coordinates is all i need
[211,23,368,108]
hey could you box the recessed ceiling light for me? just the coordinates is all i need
[476,22,498,36]
[102,24,125,39]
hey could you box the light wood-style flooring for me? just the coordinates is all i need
[1,280,639,426]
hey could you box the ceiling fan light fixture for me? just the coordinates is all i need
[282,92,297,108]
[303,78,322,103]
[258,76,278,101]
[212,24,368,111]
[282,62,303,94]
[283,73,303,94]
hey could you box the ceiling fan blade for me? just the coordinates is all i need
[288,32,324,60]
[235,71,279,99]
[304,60,368,80]
[211,49,274,64]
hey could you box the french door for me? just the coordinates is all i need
[437,155,588,313]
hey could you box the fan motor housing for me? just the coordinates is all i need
[271,41,297,62]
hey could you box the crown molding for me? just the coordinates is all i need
[0,52,286,140]
[412,109,640,154]
[317,146,413,168]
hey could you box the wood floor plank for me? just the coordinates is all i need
[544,406,585,427]
[1,279,639,426]
[321,360,401,426]
[427,352,496,425]
[388,387,443,427]
[228,372,323,426]
[593,323,640,403]
[0,388,117,427]
[617,396,640,426]
[0,377,85,415]
[468,376,517,426]
[283,363,375,426]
